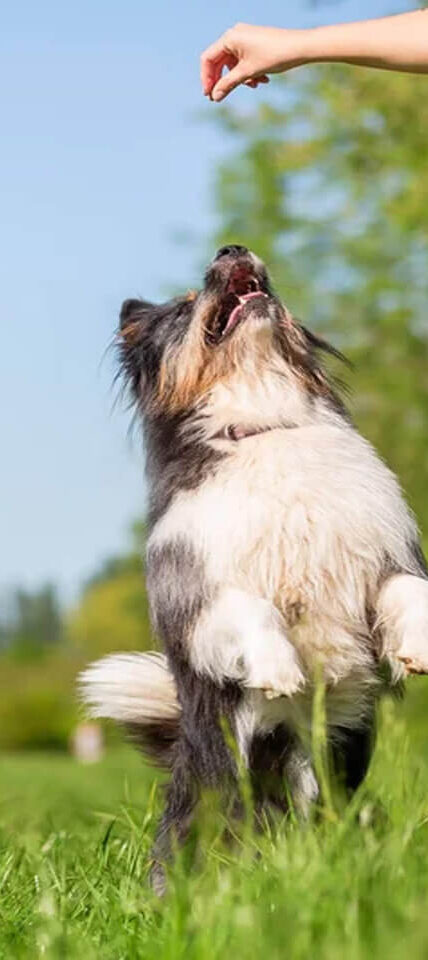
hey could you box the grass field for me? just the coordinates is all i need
[1,683,428,960]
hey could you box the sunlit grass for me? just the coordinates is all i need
[1,684,428,959]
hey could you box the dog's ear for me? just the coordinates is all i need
[118,299,158,406]
[119,298,156,332]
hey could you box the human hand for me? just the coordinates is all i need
[200,23,307,102]
[201,12,428,101]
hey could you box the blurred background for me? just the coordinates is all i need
[0,0,427,754]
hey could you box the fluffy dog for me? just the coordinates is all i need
[81,244,428,893]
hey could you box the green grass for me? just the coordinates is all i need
[1,684,428,959]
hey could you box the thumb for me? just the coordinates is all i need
[211,63,248,102]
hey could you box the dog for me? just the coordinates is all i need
[81,244,428,894]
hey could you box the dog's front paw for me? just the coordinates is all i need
[263,658,306,700]
[397,651,428,675]
[378,575,428,677]
[245,639,305,699]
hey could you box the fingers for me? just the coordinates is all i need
[200,34,233,96]
[203,53,237,98]
[212,64,270,101]
[244,75,270,88]
[210,62,248,101]
[201,32,270,101]
[212,68,270,101]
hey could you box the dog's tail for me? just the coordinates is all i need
[79,652,181,769]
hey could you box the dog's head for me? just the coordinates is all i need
[119,246,343,420]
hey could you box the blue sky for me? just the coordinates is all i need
[0,0,412,602]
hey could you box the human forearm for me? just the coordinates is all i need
[300,11,428,74]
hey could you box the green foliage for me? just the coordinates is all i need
[0,584,62,657]
[211,67,428,531]
[67,570,152,658]
[0,651,81,751]
[68,519,152,658]
[83,521,146,591]
[1,692,428,958]
[0,523,151,751]
[0,584,77,750]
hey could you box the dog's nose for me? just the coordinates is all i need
[215,244,248,260]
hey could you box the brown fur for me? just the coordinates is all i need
[155,297,249,415]
[154,300,338,417]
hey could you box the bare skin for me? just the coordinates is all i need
[200,12,428,102]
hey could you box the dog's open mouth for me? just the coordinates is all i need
[206,268,268,345]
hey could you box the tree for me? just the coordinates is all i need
[67,570,152,658]
[0,584,62,655]
[67,523,151,658]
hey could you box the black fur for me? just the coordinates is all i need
[331,721,376,794]
[119,295,195,403]
[410,538,428,579]
[146,537,243,887]
[127,717,179,771]
[145,538,212,647]
[144,416,224,528]
[249,725,300,818]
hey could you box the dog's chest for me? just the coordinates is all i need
[152,423,396,624]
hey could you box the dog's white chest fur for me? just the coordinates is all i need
[149,396,418,736]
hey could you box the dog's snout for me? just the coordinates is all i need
[215,244,248,261]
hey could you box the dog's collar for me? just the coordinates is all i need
[213,423,293,442]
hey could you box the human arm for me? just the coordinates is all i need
[201,12,428,102]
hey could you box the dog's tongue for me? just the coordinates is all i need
[225,291,266,335]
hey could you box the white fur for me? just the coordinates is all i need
[79,652,180,724]
[149,363,420,738]
[284,749,319,818]
[376,574,428,677]
[191,587,305,698]
[197,362,313,440]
